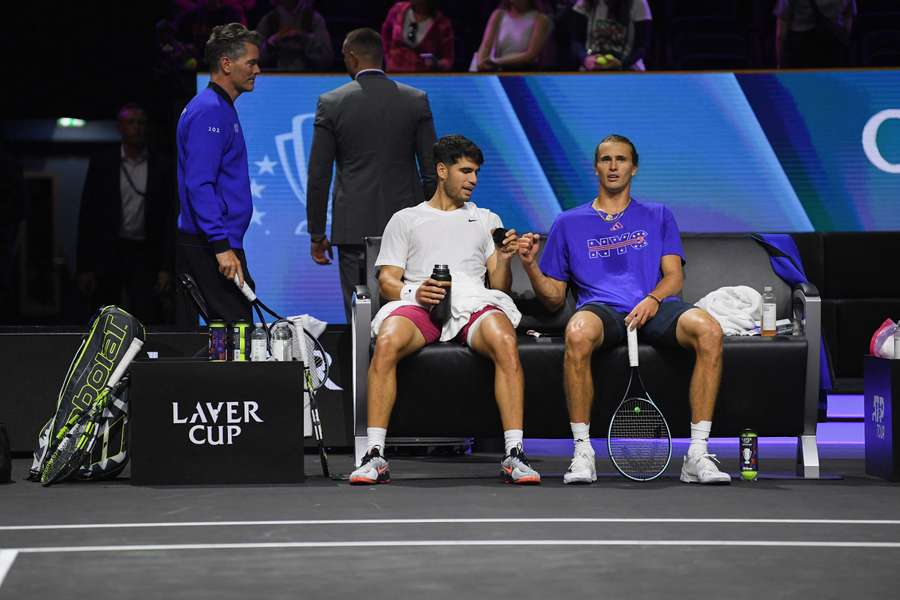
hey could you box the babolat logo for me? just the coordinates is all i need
[587,230,649,259]
[72,315,128,412]
[172,401,263,445]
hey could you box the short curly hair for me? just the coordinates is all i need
[433,135,484,168]
[204,23,261,72]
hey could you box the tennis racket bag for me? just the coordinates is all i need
[28,305,146,482]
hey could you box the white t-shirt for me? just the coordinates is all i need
[372,201,521,341]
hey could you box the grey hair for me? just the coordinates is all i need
[205,23,261,73]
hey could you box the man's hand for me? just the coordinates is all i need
[216,249,244,286]
[415,278,449,306]
[496,228,518,260]
[311,237,333,265]
[517,233,541,267]
[156,270,172,293]
[78,272,97,296]
[625,296,660,330]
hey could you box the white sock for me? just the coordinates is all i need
[689,421,712,456]
[504,429,523,455]
[367,427,387,454]
[571,422,593,454]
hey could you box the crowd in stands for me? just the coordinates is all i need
[154,0,894,75]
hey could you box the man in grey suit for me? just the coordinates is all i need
[306,27,437,320]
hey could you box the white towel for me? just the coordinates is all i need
[694,286,762,336]
[371,272,521,342]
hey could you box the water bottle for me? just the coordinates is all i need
[430,264,452,325]
[761,286,776,337]
[271,322,294,361]
[250,325,268,361]
[894,321,900,359]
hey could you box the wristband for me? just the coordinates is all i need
[400,283,421,302]
[646,293,662,305]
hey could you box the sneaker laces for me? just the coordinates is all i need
[695,453,723,472]
[509,446,531,467]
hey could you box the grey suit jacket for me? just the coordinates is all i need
[306,70,437,245]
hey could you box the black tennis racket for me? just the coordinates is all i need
[235,277,331,477]
[607,326,672,481]
[41,338,143,486]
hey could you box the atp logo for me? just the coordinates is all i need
[587,230,649,259]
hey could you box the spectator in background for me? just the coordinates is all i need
[176,0,245,66]
[382,0,454,72]
[77,104,176,324]
[256,0,333,70]
[775,0,856,68]
[574,0,652,71]
[470,0,552,71]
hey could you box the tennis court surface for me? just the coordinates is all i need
[2,441,899,599]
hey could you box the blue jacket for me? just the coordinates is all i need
[176,82,252,253]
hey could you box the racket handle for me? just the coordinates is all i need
[107,338,144,388]
[627,325,639,367]
[234,275,257,302]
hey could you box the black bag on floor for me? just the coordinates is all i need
[0,423,11,483]
[28,306,146,483]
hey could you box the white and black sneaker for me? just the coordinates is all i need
[350,447,391,485]
[500,445,541,484]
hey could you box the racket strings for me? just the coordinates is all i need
[608,397,671,480]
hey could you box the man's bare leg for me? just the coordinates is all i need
[561,311,605,484]
[350,315,427,485]
[367,315,428,429]
[675,307,730,484]
[469,311,541,484]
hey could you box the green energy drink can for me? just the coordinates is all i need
[230,321,251,361]
[740,429,758,481]
[208,320,228,361]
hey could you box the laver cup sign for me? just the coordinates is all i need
[129,361,304,485]
[173,401,263,445]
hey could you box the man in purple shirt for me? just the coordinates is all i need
[176,23,260,326]
[519,135,730,485]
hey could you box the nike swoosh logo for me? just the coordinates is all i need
[468,219,478,222]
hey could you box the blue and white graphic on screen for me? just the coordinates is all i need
[199,70,900,324]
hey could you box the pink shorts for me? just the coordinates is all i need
[385,304,502,346]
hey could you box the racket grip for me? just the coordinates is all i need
[627,326,639,367]
[107,338,144,388]
[234,274,257,302]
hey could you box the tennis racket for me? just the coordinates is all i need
[607,326,672,481]
[235,277,331,477]
[41,337,143,486]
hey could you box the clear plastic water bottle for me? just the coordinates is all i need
[271,322,293,361]
[761,286,776,337]
[250,326,268,361]
[894,321,900,359]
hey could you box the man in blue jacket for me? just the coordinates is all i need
[175,23,261,326]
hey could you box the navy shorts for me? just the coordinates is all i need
[576,300,698,349]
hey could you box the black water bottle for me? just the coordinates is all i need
[430,264,452,325]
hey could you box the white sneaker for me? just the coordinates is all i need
[680,452,732,484]
[564,449,597,484]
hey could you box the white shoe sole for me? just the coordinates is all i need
[563,472,597,485]
[680,465,731,484]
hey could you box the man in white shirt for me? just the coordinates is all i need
[350,135,541,485]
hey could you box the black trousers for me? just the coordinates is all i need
[337,244,366,323]
[175,233,254,328]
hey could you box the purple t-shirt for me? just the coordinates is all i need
[539,200,685,313]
